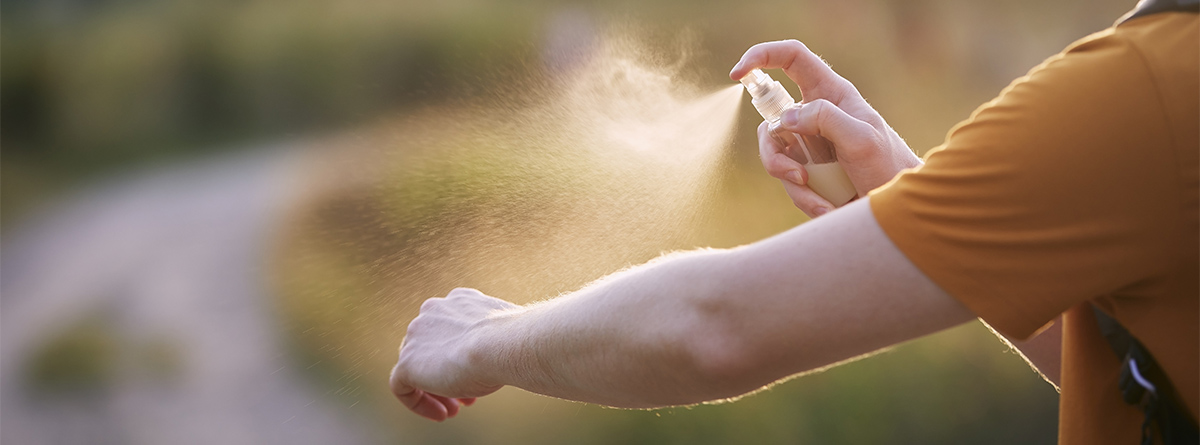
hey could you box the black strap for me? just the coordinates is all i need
[1093,306,1199,445]
[1118,0,1200,24]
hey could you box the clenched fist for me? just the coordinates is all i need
[389,288,521,421]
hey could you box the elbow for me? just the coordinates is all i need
[646,248,769,403]
[676,291,765,400]
[687,331,759,394]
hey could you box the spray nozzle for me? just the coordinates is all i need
[738,69,795,123]
[738,69,772,95]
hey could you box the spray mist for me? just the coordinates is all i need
[739,69,857,206]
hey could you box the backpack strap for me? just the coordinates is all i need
[1118,0,1199,24]
[1092,306,1199,445]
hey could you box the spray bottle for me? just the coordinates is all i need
[740,69,857,206]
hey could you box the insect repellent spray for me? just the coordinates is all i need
[739,69,857,207]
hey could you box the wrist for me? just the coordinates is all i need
[465,307,524,391]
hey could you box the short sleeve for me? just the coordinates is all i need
[868,29,1182,339]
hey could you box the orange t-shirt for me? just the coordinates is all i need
[868,12,1198,445]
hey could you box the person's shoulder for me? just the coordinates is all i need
[1098,13,1198,157]
[1060,13,1198,80]
[1000,12,1196,123]
[1041,12,1192,66]
[1111,10,1199,48]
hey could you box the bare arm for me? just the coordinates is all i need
[389,39,1060,421]
[728,39,1065,391]
[390,199,977,418]
[999,317,1063,390]
[730,40,1064,390]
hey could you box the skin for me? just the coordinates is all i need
[1006,316,1063,390]
[389,40,1062,421]
[733,41,923,218]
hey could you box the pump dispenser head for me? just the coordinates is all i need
[739,69,795,123]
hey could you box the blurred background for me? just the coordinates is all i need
[2,0,1135,443]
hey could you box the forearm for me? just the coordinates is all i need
[467,200,976,408]
[471,249,736,408]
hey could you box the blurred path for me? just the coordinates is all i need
[1,147,373,445]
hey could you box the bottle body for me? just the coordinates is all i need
[765,117,857,206]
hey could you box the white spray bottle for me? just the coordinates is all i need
[740,69,857,207]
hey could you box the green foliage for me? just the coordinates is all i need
[1,1,541,170]
[24,317,120,393]
[23,313,185,394]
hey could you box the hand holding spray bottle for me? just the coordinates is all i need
[739,69,857,207]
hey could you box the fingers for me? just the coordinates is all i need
[780,100,879,162]
[756,113,843,217]
[390,363,416,401]
[391,385,471,422]
[391,288,509,422]
[389,366,434,418]
[412,392,450,421]
[391,363,470,422]
[758,121,808,186]
[730,40,857,104]
[780,179,836,218]
[391,376,447,422]
[430,394,461,418]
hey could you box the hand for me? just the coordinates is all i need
[730,40,922,217]
[389,288,519,421]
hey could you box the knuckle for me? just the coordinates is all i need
[389,369,407,391]
[758,141,778,159]
[392,354,410,374]
[764,154,791,176]
[844,126,884,158]
[810,99,834,118]
[407,313,427,330]
[782,39,808,52]
[448,287,480,299]
[831,77,857,94]
[419,297,442,312]
[868,131,888,151]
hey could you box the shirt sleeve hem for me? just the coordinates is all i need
[867,191,1049,340]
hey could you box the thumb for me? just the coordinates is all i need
[780,99,879,160]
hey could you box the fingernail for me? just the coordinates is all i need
[729,63,742,78]
[786,170,804,185]
[782,106,801,128]
[814,207,830,216]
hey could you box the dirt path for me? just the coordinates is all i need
[1,146,375,444]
